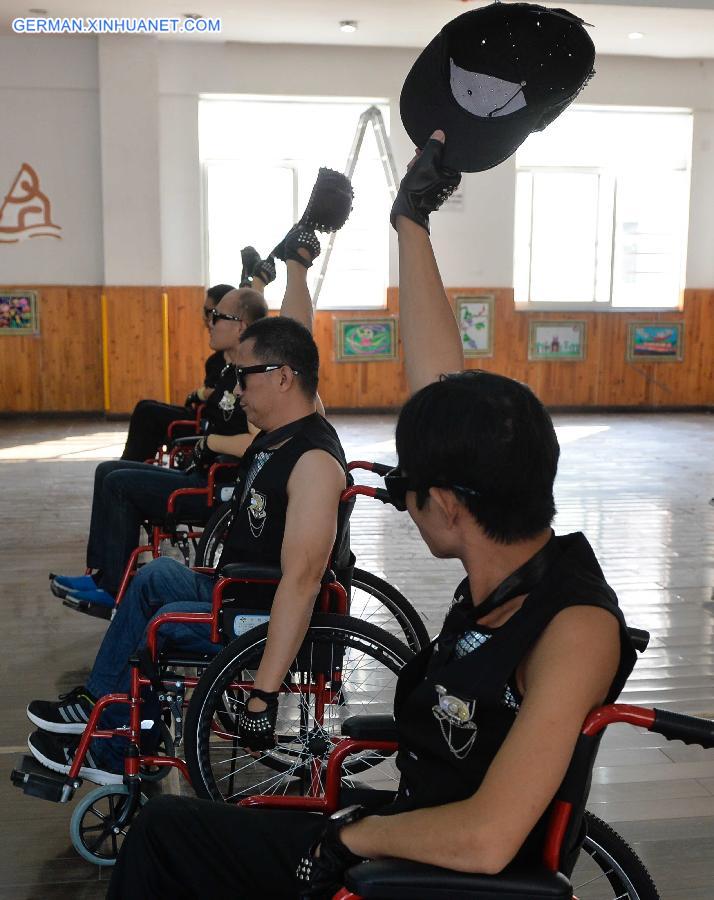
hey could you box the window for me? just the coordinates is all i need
[514,107,693,309]
[200,96,391,309]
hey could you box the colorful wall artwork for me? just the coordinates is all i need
[528,321,586,361]
[0,291,39,335]
[335,318,398,362]
[627,323,684,362]
[456,295,494,358]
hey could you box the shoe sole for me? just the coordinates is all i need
[50,579,70,599]
[27,736,123,786]
[26,706,87,735]
[62,597,113,621]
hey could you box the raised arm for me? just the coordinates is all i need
[392,131,464,394]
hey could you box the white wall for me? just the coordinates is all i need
[1,34,713,289]
[0,36,103,285]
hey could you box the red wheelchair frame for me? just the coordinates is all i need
[236,701,714,899]
[22,477,393,806]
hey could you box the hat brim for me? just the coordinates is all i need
[400,32,544,173]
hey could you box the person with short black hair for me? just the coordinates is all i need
[121,282,236,463]
[104,134,636,900]
[27,225,351,789]
[48,281,269,609]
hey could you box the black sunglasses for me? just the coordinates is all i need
[235,363,301,391]
[209,308,243,326]
[384,466,480,512]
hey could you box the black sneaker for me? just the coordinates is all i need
[27,686,96,735]
[27,729,123,786]
[240,245,261,287]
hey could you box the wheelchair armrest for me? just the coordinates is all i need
[341,715,397,742]
[344,859,572,899]
[171,435,201,447]
[221,563,283,581]
[218,565,337,585]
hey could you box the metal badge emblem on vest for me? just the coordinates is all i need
[432,684,478,759]
[247,489,268,537]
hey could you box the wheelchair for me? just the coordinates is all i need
[194,461,429,652]
[65,459,431,654]
[14,480,417,865]
[237,628,708,900]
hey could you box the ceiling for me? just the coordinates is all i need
[2,0,714,58]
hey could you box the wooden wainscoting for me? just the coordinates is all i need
[1,285,712,413]
[0,285,103,412]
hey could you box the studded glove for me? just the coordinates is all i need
[390,137,461,233]
[238,688,279,751]
[272,224,321,269]
[253,254,277,285]
[191,436,219,471]
[297,806,368,899]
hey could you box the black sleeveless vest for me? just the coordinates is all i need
[217,413,348,574]
[383,532,636,860]
[203,364,249,437]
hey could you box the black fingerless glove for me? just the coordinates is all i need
[272,224,321,268]
[238,688,279,751]
[390,137,462,233]
[191,436,219,471]
[253,254,276,285]
[184,390,201,408]
[297,805,368,900]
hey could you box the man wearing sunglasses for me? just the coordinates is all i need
[47,281,269,612]
[29,225,352,787]
[119,283,235,463]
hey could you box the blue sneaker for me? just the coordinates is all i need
[65,586,116,608]
[50,573,97,599]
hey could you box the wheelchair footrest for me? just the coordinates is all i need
[62,597,113,621]
[10,755,81,803]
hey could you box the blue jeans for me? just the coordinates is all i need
[86,557,218,770]
[85,460,209,594]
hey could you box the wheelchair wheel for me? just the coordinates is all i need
[194,501,232,567]
[351,568,429,652]
[69,784,148,867]
[195,504,429,652]
[573,812,660,899]
[185,614,411,803]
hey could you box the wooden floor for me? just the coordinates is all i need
[1,412,714,898]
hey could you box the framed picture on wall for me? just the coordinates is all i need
[0,291,39,335]
[335,317,398,362]
[626,322,684,362]
[528,321,586,361]
[456,295,494,358]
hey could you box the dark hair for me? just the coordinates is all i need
[395,371,559,544]
[206,284,235,305]
[236,288,269,325]
[240,316,319,397]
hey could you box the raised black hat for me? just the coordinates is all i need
[400,1,595,173]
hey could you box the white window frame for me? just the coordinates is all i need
[514,107,692,313]
[198,94,390,312]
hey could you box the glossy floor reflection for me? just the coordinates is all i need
[1,412,713,898]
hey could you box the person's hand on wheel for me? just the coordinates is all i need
[238,688,279,751]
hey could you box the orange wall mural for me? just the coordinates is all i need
[0,163,62,244]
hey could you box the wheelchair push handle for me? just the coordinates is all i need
[652,708,714,749]
[347,460,394,477]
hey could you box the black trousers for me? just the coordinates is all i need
[108,795,325,900]
[121,400,191,462]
